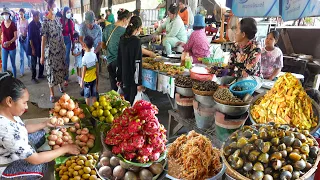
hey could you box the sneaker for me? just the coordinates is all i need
[19,74,24,78]
[31,79,39,84]
[38,75,46,79]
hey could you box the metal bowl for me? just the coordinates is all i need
[194,94,215,106]
[249,93,320,134]
[176,86,193,97]
[214,101,250,116]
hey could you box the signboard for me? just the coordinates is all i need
[231,0,280,17]
[281,0,320,21]
[142,69,158,91]
[61,0,69,7]
[0,2,33,8]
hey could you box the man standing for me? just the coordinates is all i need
[178,0,189,26]
[28,10,44,83]
[79,11,103,72]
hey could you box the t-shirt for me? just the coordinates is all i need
[82,51,98,82]
[79,23,102,49]
[103,24,126,64]
[1,21,17,51]
[178,7,189,25]
[261,47,283,79]
[0,116,35,175]
[17,19,28,37]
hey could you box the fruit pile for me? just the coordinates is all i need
[97,149,164,180]
[105,100,167,163]
[69,123,96,154]
[89,91,130,124]
[47,128,74,150]
[56,153,100,180]
[50,93,85,125]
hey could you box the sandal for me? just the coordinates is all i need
[59,87,65,93]
[50,96,55,103]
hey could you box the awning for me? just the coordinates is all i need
[1,0,43,9]
[226,0,320,21]
[112,0,135,5]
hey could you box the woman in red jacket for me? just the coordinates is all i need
[60,6,74,86]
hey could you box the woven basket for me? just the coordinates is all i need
[192,88,215,96]
[221,126,320,180]
[213,96,249,106]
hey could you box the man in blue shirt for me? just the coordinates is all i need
[28,10,44,83]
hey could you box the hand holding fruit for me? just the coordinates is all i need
[63,144,81,155]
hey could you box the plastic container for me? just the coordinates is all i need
[190,67,215,81]
[193,100,215,129]
[229,80,257,98]
[175,93,194,119]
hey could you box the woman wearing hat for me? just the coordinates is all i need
[60,6,75,86]
[1,7,18,78]
[177,14,210,64]
[40,0,67,103]
[155,3,187,56]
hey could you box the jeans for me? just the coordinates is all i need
[64,36,71,80]
[107,61,118,91]
[1,48,17,78]
[19,40,31,75]
[31,55,44,79]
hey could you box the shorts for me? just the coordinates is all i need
[74,56,82,68]
[84,79,97,98]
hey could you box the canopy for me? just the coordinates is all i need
[226,0,320,21]
[1,0,43,8]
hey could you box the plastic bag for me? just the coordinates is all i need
[117,86,124,96]
[133,91,150,105]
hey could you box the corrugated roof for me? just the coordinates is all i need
[112,0,135,5]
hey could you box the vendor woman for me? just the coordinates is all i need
[0,72,80,179]
[177,14,210,64]
[261,31,283,80]
[155,3,187,56]
[229,18,261,77]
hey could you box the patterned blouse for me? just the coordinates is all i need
[229,40,262,77]
[0,116,35,168]
[183,29,210,63]
[261,47,283,79]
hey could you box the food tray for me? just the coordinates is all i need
[213,96,249,106]
[249,92,320,134]
[192,88,215,96]
[221,124,320,180]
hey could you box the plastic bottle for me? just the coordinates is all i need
[185,53,192,69]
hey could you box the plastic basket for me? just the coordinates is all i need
[229,80,257,98]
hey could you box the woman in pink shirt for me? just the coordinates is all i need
[177,14,210,64]
[17,8,30,77]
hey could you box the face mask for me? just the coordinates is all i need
[52,7,58,15]
[66,13,71,19]
[3,15,9,20]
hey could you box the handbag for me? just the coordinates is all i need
[19,35,27,42]
[105,26,118,56]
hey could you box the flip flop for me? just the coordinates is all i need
[59,87,65,93]
[50,96,55,103]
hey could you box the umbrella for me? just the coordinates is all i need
[226,0,320,21]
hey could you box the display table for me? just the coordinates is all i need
[167,110,222,148]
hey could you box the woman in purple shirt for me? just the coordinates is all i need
[177,14,210,64]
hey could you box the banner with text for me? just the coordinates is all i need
[231,0,280,17]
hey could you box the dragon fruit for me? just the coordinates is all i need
[105,137,122,146]
[119,116,130,126]
[133,100,153,110]
[123,108,137,116]
[149,152,161,161]
[153,142,166,153]
[148,135,162,145]
[130,135,145,148]
[107,125,122,136]
[143,121,160,135]
[128,120,142,134]
[112,146,122,154]
[138,109,158,118]
[124,152,137,161]
[137,155,150,163]
[138,144,153,157]
[119,141,136,152]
